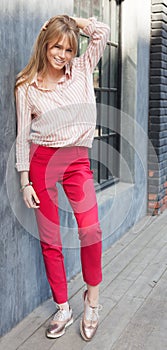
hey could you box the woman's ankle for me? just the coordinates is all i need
[57,301,69,311]
[87,295,99,308]
[86,284,99,307]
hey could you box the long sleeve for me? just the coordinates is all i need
[15,85,32,171]
[14,19,110,159]
[77,17,110,74]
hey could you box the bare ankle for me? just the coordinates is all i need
[87,295,99,308]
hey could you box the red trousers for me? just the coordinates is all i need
[29,144,102,303]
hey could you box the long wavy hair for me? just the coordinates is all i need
[15,15,80,91]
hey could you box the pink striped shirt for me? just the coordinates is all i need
[15,18,110,171]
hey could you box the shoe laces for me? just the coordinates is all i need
[53,307,70,322]
[85,303,102,323]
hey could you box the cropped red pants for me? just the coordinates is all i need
[29,144,102,304]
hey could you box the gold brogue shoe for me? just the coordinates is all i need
[46,306,73,339]
[80,290,101,341]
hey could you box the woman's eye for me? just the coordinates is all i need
[53,45,72,52]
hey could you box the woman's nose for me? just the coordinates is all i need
[59,49,66,58]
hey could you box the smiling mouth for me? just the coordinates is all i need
[54,58,65,64]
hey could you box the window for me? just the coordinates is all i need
[74,0,122,190]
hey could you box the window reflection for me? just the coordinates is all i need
[93,66,99,88]
[79,35,89,55]
[80,0,91,17]
[93,0,102,19]
[102,45,110,88]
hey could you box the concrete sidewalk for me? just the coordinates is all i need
[1,211,167,350]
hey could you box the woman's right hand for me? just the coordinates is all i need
[22,185,40,209]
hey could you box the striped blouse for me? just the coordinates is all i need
[15,18,110,171]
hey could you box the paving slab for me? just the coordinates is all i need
[111,270,167,350]
[0,212,167,350]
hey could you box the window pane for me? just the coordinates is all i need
[100,91,108,136]
[108,93,118,136]
[107,135,118,178]
[79,35,89,55]
[112,0,120,43]
[109,90,117,108]
[101,45,110,88]
[74,0,80,16]
[93,0,103,19]
[101,90,108,105]
[102,0,110,27]
[93,65,100,88]
[110,46,118,88]
[90,138,99,183]
[100,137,108,182]
[80,0,92,17]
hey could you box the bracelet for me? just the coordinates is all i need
[20,182,33,192]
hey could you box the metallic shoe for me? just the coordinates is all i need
[80,290,101,341]
[46,305,73,339]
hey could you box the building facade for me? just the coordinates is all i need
[0,0,166,337]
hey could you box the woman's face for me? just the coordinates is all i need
[46,35,74,72]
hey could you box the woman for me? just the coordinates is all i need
[15,14,110,341]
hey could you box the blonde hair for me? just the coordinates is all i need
[15,15,80,91]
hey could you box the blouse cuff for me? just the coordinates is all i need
[15,163,30,172]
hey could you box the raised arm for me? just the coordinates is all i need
[72,17,91,30]
[73,17,110,73]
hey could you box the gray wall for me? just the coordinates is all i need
[0,0,73,337]
[120,0,151,216]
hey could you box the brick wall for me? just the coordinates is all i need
[148,0,167,214]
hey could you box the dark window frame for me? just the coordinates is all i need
[74,0,122,190]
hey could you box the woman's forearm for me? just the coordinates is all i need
[73,17,91,30]
[20,171,29,186]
